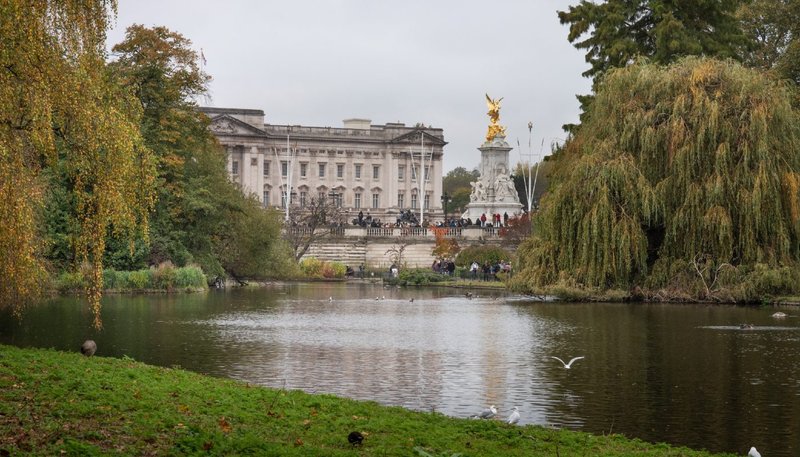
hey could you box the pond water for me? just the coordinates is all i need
[1,283,798,456]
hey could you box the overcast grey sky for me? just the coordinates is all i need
[108,1,592,173]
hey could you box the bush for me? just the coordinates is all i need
[300,258,346,279]
[174,266,207,288]
[128,270,152,290]
[55,271,85,292]
[455,245,513,268]
[300,258,324,277]
[396,269,449,286]
[151,262,177,289]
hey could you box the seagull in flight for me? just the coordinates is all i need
[551,356,585,369]
[507,407,520,425]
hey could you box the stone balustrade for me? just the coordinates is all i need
[288,225,501,240]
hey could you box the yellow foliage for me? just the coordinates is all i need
[0,1,155,328]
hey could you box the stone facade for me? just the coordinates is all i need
[200,107,447,222]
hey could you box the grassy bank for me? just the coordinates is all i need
[0,345,734,456]
[54,264,208,293]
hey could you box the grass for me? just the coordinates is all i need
[0,345,735,456]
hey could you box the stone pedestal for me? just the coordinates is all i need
[462,134,523,222]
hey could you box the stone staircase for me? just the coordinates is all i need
[302,238,367,267]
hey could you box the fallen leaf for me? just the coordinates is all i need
[219,417,231,434]
[294,438,303,446]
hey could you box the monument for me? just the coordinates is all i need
[462,94,523,223]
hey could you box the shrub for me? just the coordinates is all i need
[55,271,85,292]
[455,245,513,268]
[151,262,177,290]
[174,266,207,288]
[128,270,151,290]
[397,269,448,286]
[300,258,324,277]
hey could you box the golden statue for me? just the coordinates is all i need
[485,93,507,142]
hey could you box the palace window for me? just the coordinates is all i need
[424,166,430,182]
[263,161,270,177]
[319,163,326,178]
[251,157,258,166]
[354,193,362,209]
[411,193,418,209]
[300,163,307,177]
[318,191,326,201]
[424,193,430,210]
[372,193,380,209]
[262,190,269,207]
[281,161,288,177]
[232,160,239,175]
[398,165,405,180]
[337,164,344,178]
[281,191,288,209]
[411,166,417,181]
[355,164,362,179]
[372,165,380,180]
[300,192,307,207]
[397,192,405,209]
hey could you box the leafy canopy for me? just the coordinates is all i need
[514,57,800,293]
[0,0,155,327]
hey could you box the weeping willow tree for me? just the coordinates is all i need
[514,57,800,298]
[0,1,155,327]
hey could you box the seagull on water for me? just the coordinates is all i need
[748,446,761,457]
[507,407,520,425]
[551,356,585,369]
[772,311,787,318]
[329,296,333,302]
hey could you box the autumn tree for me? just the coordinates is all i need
[0,0,155,327]
[513,57,800,299]
[431,227,461,261]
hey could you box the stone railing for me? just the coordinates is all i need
[287,226,501,240]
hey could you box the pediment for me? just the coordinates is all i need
[389,129,446,146]
[208,114,266,136]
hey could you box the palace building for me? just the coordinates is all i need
[200,107,446,222]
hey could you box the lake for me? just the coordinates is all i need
[1,283,798,456]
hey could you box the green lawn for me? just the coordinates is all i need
[0,345,734,456]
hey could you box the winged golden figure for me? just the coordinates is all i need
[485,93,506,142]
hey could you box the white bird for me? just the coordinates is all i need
[329,296,333,302]
[551,356,585,369]
[772,311,787,318]
[471,405,497,419]
[748,446,761,457]
[507,407,520,425]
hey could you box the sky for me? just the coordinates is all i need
[108,1,593,173]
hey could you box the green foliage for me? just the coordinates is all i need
[455,245,513,268]
[515,57,800,299]
[174,265,207,288]
[54,272,86,293]
[299,258,347,279]
[738,0,800,84]
[397,269,449,286]
[0,345,731,456]
[443,167,479,214]
[559,0,745,82]
[107,25,293,284]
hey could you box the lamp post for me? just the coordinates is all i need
[440,192,452,222]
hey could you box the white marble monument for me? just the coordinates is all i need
[463,95,523,223]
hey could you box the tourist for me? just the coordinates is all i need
[480,213,487,227]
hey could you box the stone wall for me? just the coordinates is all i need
[299,226,516,269]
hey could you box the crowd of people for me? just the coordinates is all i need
[433,212,511,229]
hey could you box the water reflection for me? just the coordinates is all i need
[1,284,798,456]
